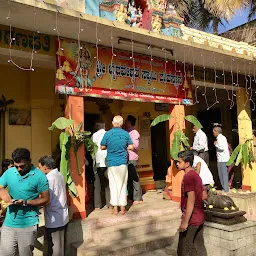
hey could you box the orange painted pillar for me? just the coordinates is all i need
[168,104,185,202]
[65,96,86,219]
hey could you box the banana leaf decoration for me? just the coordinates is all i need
[74,122,98,174]
[170,131,190,160]
[150,114,202,160]
[184,115,203,129]
[227,139,255,168]
[49,117,74,131]
[150,114,173,127]
[49,117,98,177]
[59,131,78,197]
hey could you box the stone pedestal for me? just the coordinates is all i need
[204,221,256,256]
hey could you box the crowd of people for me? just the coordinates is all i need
[0,116,231,256]
[191,124,231,193]
[92,115,143,215]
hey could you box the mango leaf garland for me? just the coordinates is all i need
[49,117,74,131]
[184,115,203,129]
[151,114,173,127]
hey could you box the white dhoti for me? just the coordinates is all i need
[108,164,128,206]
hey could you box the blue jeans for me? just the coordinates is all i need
[217,162,229,192]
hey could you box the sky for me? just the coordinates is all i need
[218,8,250,33]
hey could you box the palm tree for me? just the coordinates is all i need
[168,0,250,34]
[0,95,14,165]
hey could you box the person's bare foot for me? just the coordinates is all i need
[120,206,127,215]
[133,200,143,205]
[113,206,118,215]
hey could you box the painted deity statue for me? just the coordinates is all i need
[116,4,128,23]
[158,0,166,11]
[165,2,177,16]
[151,15,162,33]
[127,2,137,26]
[136,7,143,27]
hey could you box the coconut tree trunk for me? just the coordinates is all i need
[212,17,219,35]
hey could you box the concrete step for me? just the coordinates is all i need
[82,207,181,242]
[140,248,168,256]
[92,212,181,244]
[72,228,177,256]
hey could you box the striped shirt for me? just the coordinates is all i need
[101,127,133,167]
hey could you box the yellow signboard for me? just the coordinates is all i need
[0,25,55,56]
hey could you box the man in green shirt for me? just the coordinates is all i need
[0,148,50,256]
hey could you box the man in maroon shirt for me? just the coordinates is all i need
[176,150,207,256]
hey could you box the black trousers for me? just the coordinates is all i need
[94,167,110,208]
[177,225,207,256]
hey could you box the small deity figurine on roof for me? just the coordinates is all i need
[158,0,166,11]
[136,7,143,28]
[116,4,128,23]
[165,2,177,16]
[151,15,162,33]
[127,2,137,26]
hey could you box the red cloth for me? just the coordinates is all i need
[181,170,205,226]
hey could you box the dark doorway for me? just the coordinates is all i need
[197,108,221,162]
[151,121,168,181]
[84,113,100,133]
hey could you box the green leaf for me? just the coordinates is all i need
[49,117,74,131]
[248,142,255,163]
[180,133,190,149]
[66,162,78,198]
[235,145,243,166]
[227,144,241,166]
[185,115,203,129]
[59,132,71,184]
[170,131,182,160]
[150,114,173,127]
[75,122,83,133]
[243,143,249,168]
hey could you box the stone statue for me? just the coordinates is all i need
[116,4,128,23]
[151,15,162,33]
[205,186,247,225]
[206,186,238,210]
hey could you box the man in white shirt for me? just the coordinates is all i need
[38,156,69,256]
[213,126,230,192]
[192,126,209,166]
[91,121,110,209]
[193,152,214,186]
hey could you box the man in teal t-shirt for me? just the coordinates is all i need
[0,148,49,256]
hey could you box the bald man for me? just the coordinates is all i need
[101,116,134,215]
[213,126,230,192]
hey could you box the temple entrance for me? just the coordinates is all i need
[151,120,168,181]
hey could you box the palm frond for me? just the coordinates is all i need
[248,0,256,20]
[203,0,250,20]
